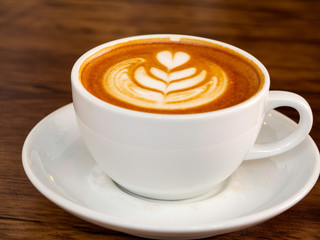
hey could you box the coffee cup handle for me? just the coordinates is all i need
[245,90,313,160]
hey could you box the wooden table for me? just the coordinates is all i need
[1,0,319,239]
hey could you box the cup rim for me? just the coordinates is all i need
[71,34,270,119]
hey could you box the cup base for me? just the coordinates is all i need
[114,178,230,204]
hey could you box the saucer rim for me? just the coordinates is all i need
[22,103,320,236]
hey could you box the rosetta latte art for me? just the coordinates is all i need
[103,51,228,110]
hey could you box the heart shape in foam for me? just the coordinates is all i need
[156,51,190,70]
[103,50,228,110]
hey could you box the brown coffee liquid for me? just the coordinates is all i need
[80,37,265,114]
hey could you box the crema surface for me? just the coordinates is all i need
[80,38,264,114]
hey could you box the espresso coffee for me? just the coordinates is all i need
[80,37,264,114]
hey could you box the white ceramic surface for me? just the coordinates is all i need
[71,34,313,200]
[22,104,319,239]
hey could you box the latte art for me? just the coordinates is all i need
[80,38,263,114]
[103,51,228,110]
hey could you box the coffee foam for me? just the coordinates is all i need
[80,38,264,114]
[103,50,228,110]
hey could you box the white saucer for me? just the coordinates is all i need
[22,104,320,239]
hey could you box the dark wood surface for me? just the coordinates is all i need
[1,0,319,239]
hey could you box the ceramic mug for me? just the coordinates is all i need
[71,35,313,200]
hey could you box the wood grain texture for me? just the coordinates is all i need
[0,0,319,239]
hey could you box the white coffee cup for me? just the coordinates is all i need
[71,35,313,200]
